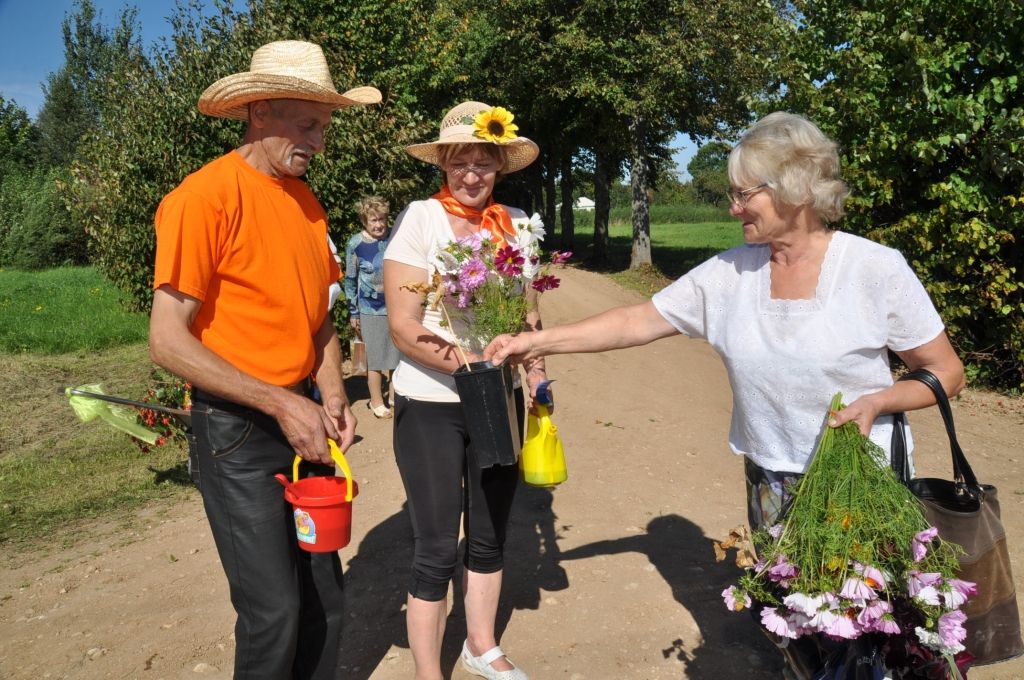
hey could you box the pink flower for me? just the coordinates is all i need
[840,576,877,602]
[531,274,561,292]
[767,554,798,585]
[823,608,861,640]
[762,607,799,639]
[495,245,524,276]
[457,232,485,252]
[873,614,901,635]
[853,563,887,591]
[767,523,784,539]
[913,526,939,562]
[458,258,488,289]
[550,250,572,264]
[807,606,839,634]
[907,570,942,595]
[783,592,825,617]
[856,598,891,629]
[942,579,978,609]
[721,586,751,612]
[908,570,943,606]
[938,609,968,648]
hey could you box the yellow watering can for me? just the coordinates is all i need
[520,404,567,487]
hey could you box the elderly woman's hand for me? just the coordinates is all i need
[484,333,538,366]
[828,394,884,437]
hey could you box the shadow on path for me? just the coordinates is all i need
[336,505,412,679]
[559,513,782,679]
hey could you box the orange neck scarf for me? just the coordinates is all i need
[431,185,516,247]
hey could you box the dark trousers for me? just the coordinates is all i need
[192,391,344,680]
[392,392,523,601]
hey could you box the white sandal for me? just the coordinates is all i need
[461,640,528,680]
[367,402,392,419]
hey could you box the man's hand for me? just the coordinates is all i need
[273,390,340,465]
[321,395,357,454]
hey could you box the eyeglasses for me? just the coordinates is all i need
[445,162,499,178]
[726,183,769,208]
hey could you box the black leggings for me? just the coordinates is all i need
[393,391,524,601]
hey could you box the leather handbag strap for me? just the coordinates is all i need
[890,368,980,491]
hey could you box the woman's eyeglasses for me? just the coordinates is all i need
[727,183,769,207]
[445,162,498,178]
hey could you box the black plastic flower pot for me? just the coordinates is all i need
[452,360,520,468]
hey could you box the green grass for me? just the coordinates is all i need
[0,266,149,353]
[572,221,744,296]
[0,344,194,555]
[0,268,191,555]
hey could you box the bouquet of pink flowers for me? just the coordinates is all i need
[721,393,975,679]
[408,213,570,359]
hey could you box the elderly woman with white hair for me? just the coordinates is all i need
[484,111,965,674]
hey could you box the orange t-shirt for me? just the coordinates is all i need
[153,151,340,386]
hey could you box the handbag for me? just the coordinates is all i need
[349,338,367,376]
[890,368,1024,666]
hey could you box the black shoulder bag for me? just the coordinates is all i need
[891,368,1024,666]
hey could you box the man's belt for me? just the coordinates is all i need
[283,376,313,396]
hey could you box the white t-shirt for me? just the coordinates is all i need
[384,198,528,402]
[651,231,945,473]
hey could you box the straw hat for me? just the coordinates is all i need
[405,101,539,173]
[198,40,382,120]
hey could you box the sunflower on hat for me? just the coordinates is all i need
[472,107,519,144]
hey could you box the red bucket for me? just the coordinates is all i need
[275,441,358,553]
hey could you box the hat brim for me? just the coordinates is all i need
[199,73,382,120]
[405,135,539,174]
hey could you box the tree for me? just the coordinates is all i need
[781,0,1024,388]
[37,0,135,168]
[687,141,732,206]
[69,0,436,309]
[0,97,38,179]
[549,0,785,268]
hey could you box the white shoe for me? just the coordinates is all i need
[460,640,528,680]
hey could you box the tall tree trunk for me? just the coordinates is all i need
[629,117,652,269]
[544,149,558,241]
[559,148,575,253]
[592,145,611,263]
[527,161,543,218]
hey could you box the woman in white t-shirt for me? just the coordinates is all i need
[382,101,545,680]
[484,112,964,672]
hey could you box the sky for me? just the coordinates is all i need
[0,0,699,178]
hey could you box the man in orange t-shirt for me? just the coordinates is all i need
[149,41,379,680]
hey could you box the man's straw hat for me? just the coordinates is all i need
[198,40,381,120]
[405,101,539,173]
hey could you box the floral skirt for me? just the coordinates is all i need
[744,457,805,531]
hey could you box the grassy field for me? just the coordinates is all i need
[574,221,743,296]
[0,222,741,553]
[0,267,149,353]
[0,268,192,553]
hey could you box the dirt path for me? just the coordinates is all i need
[2,267,1024,679]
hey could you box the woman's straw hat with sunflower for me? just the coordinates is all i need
[405,100,539,173]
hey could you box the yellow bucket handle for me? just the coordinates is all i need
[292,439,354,502]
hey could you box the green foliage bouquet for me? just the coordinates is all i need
[722,393,974,678]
